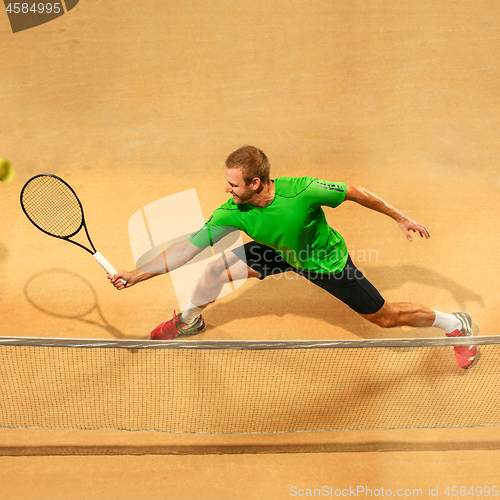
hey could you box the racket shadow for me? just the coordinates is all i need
[24,268,139,341]
[0,242,8,262]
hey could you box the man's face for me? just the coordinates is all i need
[225,167,255,204]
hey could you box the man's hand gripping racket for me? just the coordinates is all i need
[108,270,138,290]
[21,174,127,286]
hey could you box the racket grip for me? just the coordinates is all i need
[93,252,127,285]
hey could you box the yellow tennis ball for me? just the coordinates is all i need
[0,158,15,183]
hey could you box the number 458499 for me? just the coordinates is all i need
[5,3,61,14]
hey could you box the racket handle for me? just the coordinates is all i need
[93,252,127,285]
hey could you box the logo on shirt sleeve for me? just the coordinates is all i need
[317,180,344,192]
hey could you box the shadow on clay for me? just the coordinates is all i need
[23,268,142,340]
[0,242,8,263]
[206,263,484,340]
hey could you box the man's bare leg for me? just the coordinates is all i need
[360,302,477,369]
[360,302,436,329]
[180,252,260,324]
[150,252,259,339]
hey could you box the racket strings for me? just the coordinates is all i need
[21,176,83,237]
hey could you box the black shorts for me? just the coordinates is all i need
[232,241,385,315]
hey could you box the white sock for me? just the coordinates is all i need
[180,301,203,324]
[431,310,461,334]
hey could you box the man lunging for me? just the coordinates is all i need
[109,146,477,369]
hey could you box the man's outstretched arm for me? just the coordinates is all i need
[108,238,204,290]
[344,184,430,242]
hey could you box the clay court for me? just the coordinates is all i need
[1,0,500,498]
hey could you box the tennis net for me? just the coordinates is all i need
[0,335,498,434]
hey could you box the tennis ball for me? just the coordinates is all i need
[0,158,15,183]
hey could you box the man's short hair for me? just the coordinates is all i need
[225,145,271,185]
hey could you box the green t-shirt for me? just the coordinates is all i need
[189,176,348,274]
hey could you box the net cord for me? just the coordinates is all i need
[0,335,495,350]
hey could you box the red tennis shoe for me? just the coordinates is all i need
[150,310,205,340]
[446,312,477,369]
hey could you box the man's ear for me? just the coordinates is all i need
[251,177,261,191]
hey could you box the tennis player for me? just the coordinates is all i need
[109,146,477,369]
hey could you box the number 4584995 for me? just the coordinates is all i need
[5,3,61,14]
[444,486,498,497]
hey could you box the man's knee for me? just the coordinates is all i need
[364,304,396,329]
[374,315,396,329]
[204,257,229,281]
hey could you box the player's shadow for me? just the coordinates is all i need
[24,268,136,340]
[210,263,484,339]
[0,242,8,262]
[366,263,484,310]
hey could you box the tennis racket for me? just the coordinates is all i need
[20,174,125,283]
